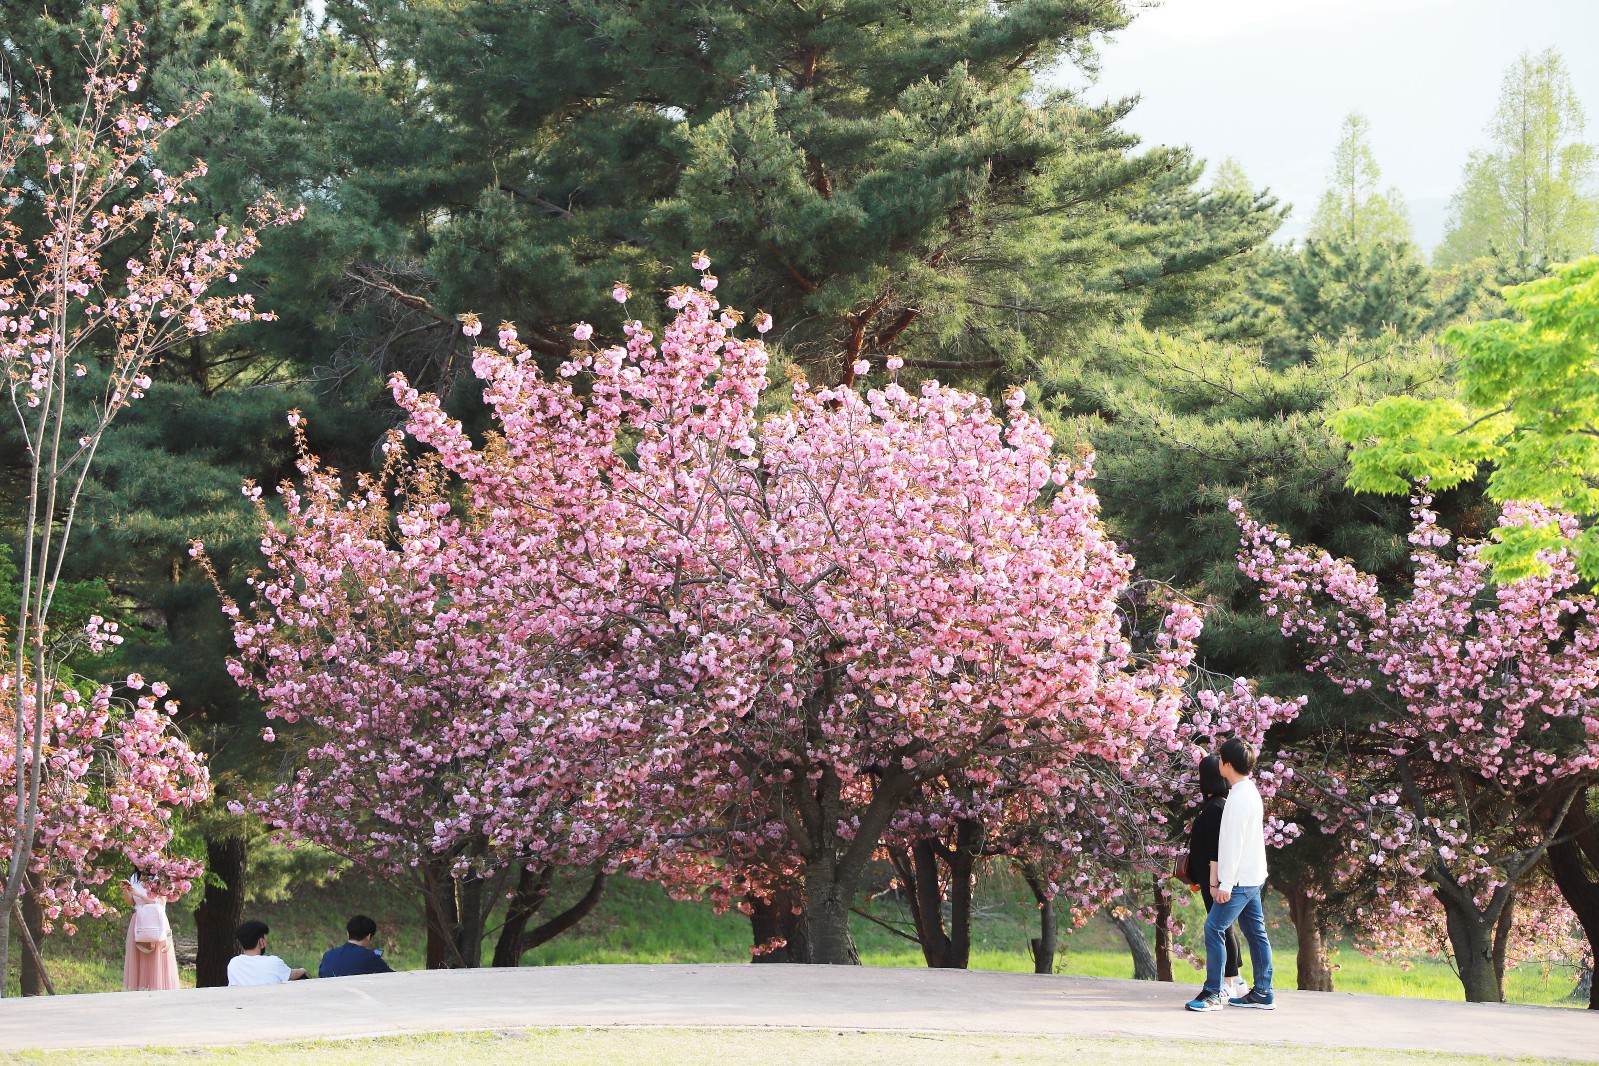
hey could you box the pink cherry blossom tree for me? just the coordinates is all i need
[1236,498,1599,1002]
[532,270,1210,965]
[0,10,291,990]
[222,261,1224,967]
[202,419,646,968]
[0,662,209,986]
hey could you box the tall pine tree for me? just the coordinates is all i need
[317,0,1280,385]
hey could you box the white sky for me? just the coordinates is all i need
[1065,0,1599,249]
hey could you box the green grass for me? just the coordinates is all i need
[13,867,1585,1009]
[1,1028,1566,1066]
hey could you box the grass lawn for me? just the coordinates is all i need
[2,1027,1566,1066]
[12,867,1585,1008]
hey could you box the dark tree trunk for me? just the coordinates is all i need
[453,873,488,968]
[802,856,861,965]
[1152,877,1174,982]
[1021,868,1057,974]
[19,892,48,996]
[423,859,462,969]
[422,856,506,969]
[911,841,954,967]
[193,834,248,988]
[515,870,606,958]
[891,822,978,969]
[491,865,553,968]
[1281,877,1335,991]
[1545,784,1599,1009]
[749,885,811,963]
[1439,892,1509,1003]
[887,845,939,966]
[943,823,977,970]
[1491,892,1515,992]
[1105,906,1158,981]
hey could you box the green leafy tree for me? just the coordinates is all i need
[1435,49,1599,269]
[1308,112,1413,246]
[1336,255,1599,580]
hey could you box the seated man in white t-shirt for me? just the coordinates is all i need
[227,920,308,985]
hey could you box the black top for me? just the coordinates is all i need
[1187,795,1226,884]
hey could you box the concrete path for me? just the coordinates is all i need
[0,965,1593,1060]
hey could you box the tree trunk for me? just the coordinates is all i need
[1281,878,1335,991]
[514,870,606,958]
[891,823,980,969]
[193,834,248,988]
[1440,895,1505,1003]
[423,859,462,969]
[0,902,10,994]
[1545,784,1599,1009]
[491,865,553,968]
[1152,878,1174,982]
[1022,869,1058,975]
[802,857,861,965]
[1491,891,1516,993]
[889,843,946,967]
[453,873,487,968]
[749,885,811,963]
[1105,906,1158,981]
[944,823,977,970]
[19,891,47,997]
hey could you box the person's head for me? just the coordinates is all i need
[1219,737,1257,783]
[346,914,377,944]
[236,919,270,953]
[1198,754,1227,799]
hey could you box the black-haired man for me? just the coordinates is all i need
[1185,737,1275,1012]
[228,920,308,985]
[319,914,394,978]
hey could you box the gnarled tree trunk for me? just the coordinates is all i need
[18,891,48,996]
[1105,905,1158,981]
[1281,876,1335,991]
[1020,865,1057,975]
[492,866,607,967]
[423,859,481,969]
[193,834,248,988]
[889,820,979,969]
[1436,884,1516,1003]
[802,854,861,965]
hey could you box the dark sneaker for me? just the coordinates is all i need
[1185,990,1227,1012]
[1228,987,1275,1009]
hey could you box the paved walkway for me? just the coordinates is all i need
[0,965,1593,1060]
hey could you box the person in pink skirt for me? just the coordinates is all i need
[121,874,181,991]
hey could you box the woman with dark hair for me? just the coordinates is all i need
[1187,754,1244,999]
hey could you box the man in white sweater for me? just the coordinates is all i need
[1185,737,1275,1012]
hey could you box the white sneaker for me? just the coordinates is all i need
[1228,977,1249,1000]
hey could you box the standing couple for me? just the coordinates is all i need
[1185,737,1276,1012]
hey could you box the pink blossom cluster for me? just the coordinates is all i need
[1235,498,1596,966]
[0,665,208,932]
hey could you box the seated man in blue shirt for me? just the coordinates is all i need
[319,914,394,978]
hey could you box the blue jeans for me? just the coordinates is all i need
[1204,883,1272,994]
